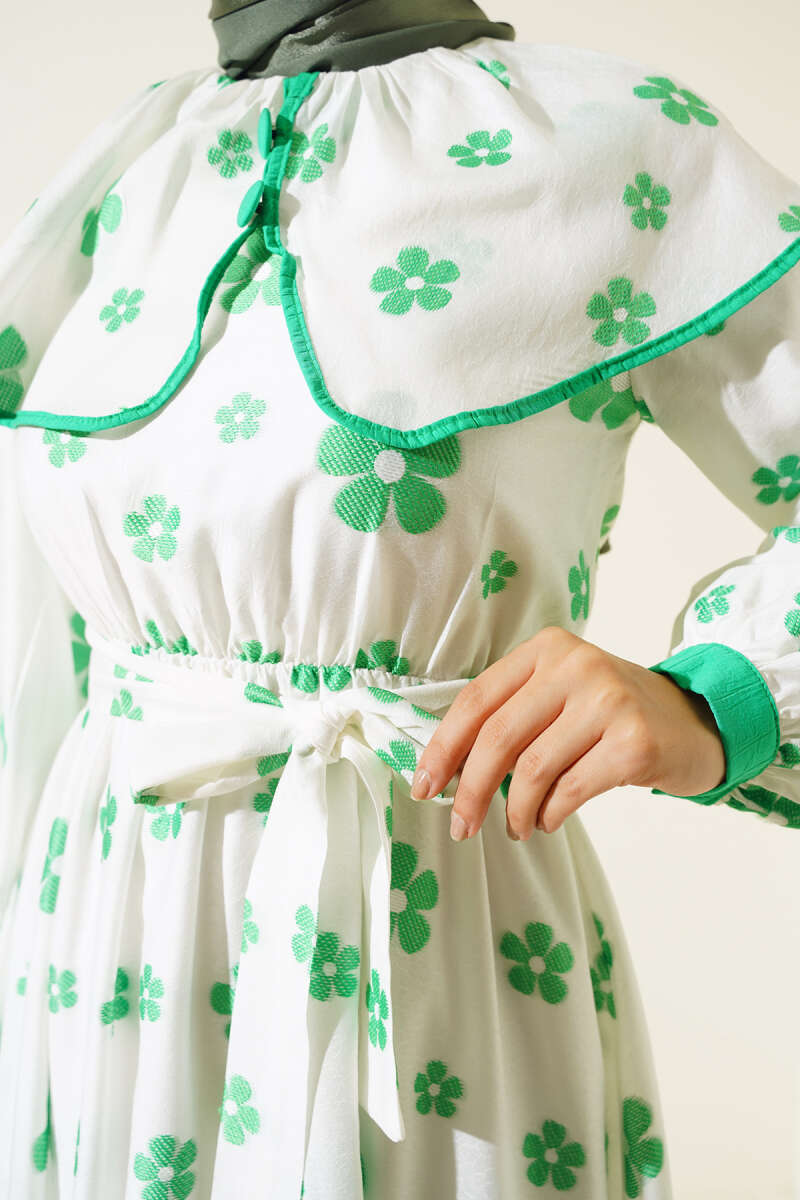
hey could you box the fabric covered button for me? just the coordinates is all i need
[257,106,273,158]
[237,179,265,228]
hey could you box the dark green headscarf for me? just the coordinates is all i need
[208,0,516,80]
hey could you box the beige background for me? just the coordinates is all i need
[2,2,800,1196]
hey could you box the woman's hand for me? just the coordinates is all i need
[410,625,727,841]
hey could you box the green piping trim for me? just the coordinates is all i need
[647,641,781,805]
[3,63,800,446]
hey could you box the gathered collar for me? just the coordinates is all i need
[207,0,516,81]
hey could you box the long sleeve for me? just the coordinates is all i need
[0,425,86,930]
[629,254,800,826]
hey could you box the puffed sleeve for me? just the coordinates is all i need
[629,255,800,826]
[0,425,86,927]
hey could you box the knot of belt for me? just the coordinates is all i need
[85,626,469,1198]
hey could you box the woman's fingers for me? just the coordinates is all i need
[533,732,633,833]
[445,678,568,840]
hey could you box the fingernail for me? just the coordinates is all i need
[411,768,431,800]
[450,810,468,841]
[506,814,520,840]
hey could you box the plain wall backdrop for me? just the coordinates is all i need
[2,2,799,1196]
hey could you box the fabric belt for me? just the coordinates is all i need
[84,623,470,1196]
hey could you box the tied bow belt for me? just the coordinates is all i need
[85,623,471,1196]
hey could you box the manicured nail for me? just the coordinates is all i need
[411,768,431,800]
[450,810,468,841]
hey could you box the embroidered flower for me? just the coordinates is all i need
[48,964,78,1013]
[389,840,439,954]
[208,128,254,179]
[587,277,656,347]
[633,75,718,126]
[219,226,280,311]
[100,967,131,1026]
[0,324,27,415]
[139,963,165,1022]
[694,584,736,623]
[100,287,144,332]
[215,392,267,442]
[568,374,653,429]
[481,549,518,597]
[751,454,800,504]
[39,817,68,914]
[499,920,574,1003]
[414,1059,464,1117]
[447,128,512,167]
[133,1133,198,1198]
[42,429,88,468]
[523,1119,586,1189]
[210,962,239,1039]
[779,204,800,234]
[622,1096,664,1196]
[369,246,461,314]
[366,968,390,1050]
[123,493,181,562]
[285,122,337,182]
[219,1075,260,1145]
[623,171,671,231]
[81,179,122,257]
[568,550,590,621]
[475,58,511,88]
[317,423,461,534]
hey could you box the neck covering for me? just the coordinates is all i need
[207,0,516,80]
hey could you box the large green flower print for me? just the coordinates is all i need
[219,1074,260,1145]
[219,225,280,312]
[100,287,144,332]
[633,76,719,126]
[133,1133,197,1199]
[0,324,28,415]
[447,128,512,167]
[568,374,653,429]
[622,1096,664,1197]
[623,172,671,231]
[369,245,460,314]
[499,920,574,1003]
[43,429,88,468]
[208,128,254,179]
[779,204,800,233]
[523,1118,586,1189]
[587,277,656,347]
[751,453,800,504]
[317,423,461,534]
[390,840,439,954]
[284,122,337,182]
[414,1059,464,1117]
[48,964,78,1013]
[123,494,181,562]
[81,178,122,257]
[39,817,68,914]
[291,904,360,1001]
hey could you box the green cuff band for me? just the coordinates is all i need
[646,641,781,805]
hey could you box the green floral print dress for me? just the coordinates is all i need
[0,33,799,1200]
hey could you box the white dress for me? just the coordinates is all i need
[1,33,799,1199]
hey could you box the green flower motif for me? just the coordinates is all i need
[110,687,143,720]
[622,1095,664,1197]
[727,782,800,828]
[523,1118,586,1189]
[778,742,800,767]
[0,324,28,415]
[370,245,460,314]
[208,128,254,179]
[100,286,144,332]
[375,735,418,784]
[294,908,360,1002]
[499,920,574,1003]
[317,422,461,534]
[123,493,181,562]
[131,619,198,658]
[31,1089,53,1172]
[133,1133,197,1199]
[569,374,653,429]
[632,75,719,126]
[589,913,616,1019]
[596,505,620,561]
[587,277,656,347]
[100,966,131,1025]
[150,801,185,841]
[481,549,518,597]
[751,454,800,504]
[241,897,260,953]
[70,609,91,699]
[354,639,410,675]
[238,639,282,665]
[694,583,735,623]
[475,58,511,88]
[772,523,800,543]
[42,429,88,468]
[210,962,239,1040]
[219,226,280,311]
[219,1074,260,1145]
[285,122,337,182]
[48,964,78,1013]
[81,178,123,257]
[39,817,68,914]
[414,1059,463,1117]
[366,968,389,1050]
[389,840,438,954]
[289,661,355,693]
[623,172,671,230]
[447,128,512,167]
[252,777,278,825]
[568,550,590,621]
[139,963,165,1022]
[215,391,267,442]
[779,204,800,233]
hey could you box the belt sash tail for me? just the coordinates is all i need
[85,627,470,1199]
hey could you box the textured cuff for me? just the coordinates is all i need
[646,641,781,805]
